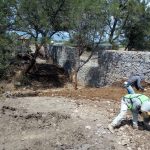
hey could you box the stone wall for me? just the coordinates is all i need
[49,46,150,87]
[49,45,79,74]
[97,50,150,86]
[78,55,100,87]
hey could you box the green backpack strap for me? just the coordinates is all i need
[124,94,142,99]
[123,94,150,110]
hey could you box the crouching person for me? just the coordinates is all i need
[108,94,150,133]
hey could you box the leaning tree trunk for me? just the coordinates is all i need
[73,47,80,90]
[25,44,41,74]
[71,68,78,90]
[73,67,78,90]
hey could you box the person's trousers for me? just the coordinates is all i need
[112,99,138,127]
[112,99,128,126]
[124,82,135,94]
[126,85,135,94]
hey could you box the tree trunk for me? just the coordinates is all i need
[74,69,78,90]
[71,68,78,90]
[109,18,118,44]
[25,44,40,74]
[44,44,50,61]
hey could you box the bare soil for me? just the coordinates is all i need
[0,86,150,150]
[1,63,150,150]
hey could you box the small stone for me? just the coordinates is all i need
[110,109,114,112]
[120,126,125,131]
[15,82,21,86]
[96,124,102,127]
[74,109,78,113]
[121,139,129,146]
[111,145,115,149]
[38,120,42,124]
[116,132,122,136]
[118,141,121,145]
[85,126,91,129]
[110,113,115,117]
[102,131,106,134]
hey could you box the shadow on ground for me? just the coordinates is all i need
[27,64,69,89]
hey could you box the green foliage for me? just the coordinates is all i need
[65,0,150,52]
[103,0,150,51]
[63,40,76,47]
[0,0,18,78]
[68,0,108,53]
[14,0,71,40]
[0,0,150,78]
[0,33,21,78]
[12,0,72,65]
[0,49,11,79]
[123,0,150,51]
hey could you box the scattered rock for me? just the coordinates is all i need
[85,126,91,130]
[121,139,128,146]
[3,91,12,98]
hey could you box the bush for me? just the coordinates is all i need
[112,44,119,50]
[0,64,8,79]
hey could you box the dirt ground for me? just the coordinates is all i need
[0,86,150,150]
[1,49,150,150]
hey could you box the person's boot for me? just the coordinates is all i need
[108,124,115,133]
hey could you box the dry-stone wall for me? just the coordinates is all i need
[78,54,100,87]
[49,45,79,74]
[97,50,150,86]
[49,46,150,87]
